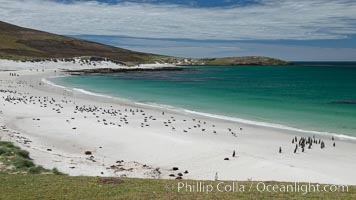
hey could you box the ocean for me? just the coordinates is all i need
[51,63,356,137]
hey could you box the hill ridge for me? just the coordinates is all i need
[0,21,290,66]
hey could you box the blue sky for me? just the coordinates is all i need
[1,0,356,61]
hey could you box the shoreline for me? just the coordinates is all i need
[46,75,356,142]
[1,66,356,185]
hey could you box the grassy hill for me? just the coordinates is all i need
[0,21,290,66]
[0,21,164,65]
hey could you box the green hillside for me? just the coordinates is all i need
[0,21,290,66]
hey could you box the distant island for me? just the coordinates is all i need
[0,21,290,66]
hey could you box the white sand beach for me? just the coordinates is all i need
[1,60,356,185]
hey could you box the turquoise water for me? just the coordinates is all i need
[52,64,356,136]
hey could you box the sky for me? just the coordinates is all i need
[1,0,356,61]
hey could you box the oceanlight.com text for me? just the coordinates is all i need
[168,181,349,195]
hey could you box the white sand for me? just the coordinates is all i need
[1,61,356,185]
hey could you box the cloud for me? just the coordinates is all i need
[73,35,356,60]
[1,0,356,40]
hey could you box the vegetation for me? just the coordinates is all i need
[0,141,59,175]
[0,21,290,66]
[0,175,354,200]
